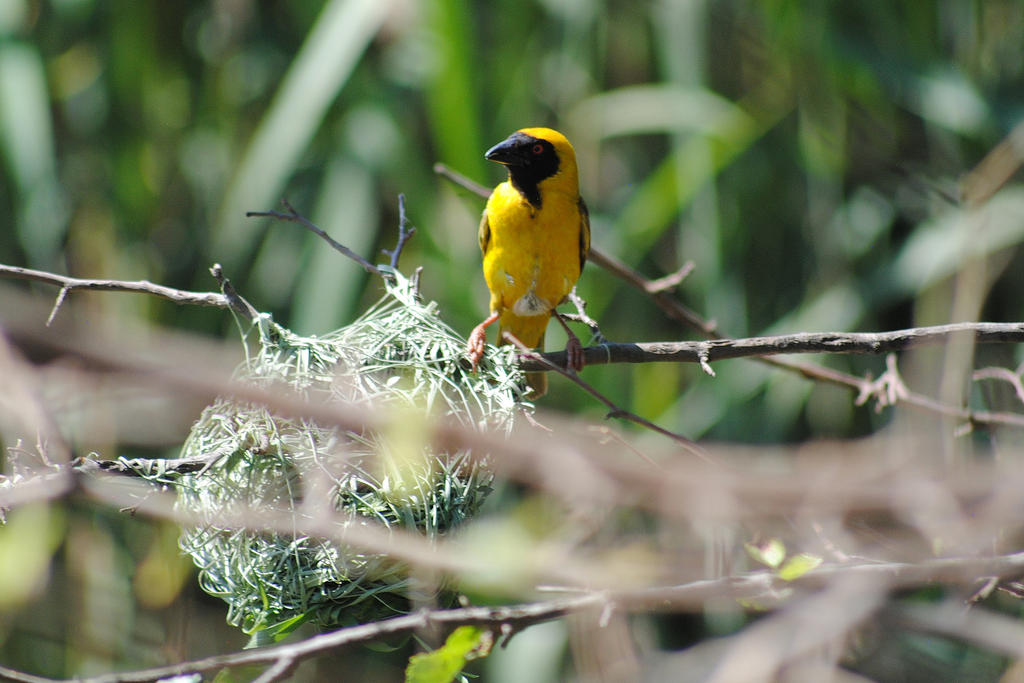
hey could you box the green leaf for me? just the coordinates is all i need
[405,626,491,683]
[244,613,310,648]
[777,553,823,581]
[744,538,786,569]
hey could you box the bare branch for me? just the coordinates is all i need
[246,199,388,278]
[563,287,604,342]
[974,365,1024,406]
[590,252,1024,428]
[517,324,1024,429]
[434,162,491,199]
[209,263,260,322]
[643,261,695,294]
[502,332,712,462]
[583,246,718,335]
[0,263,232,324]
[381,193,417,270]
[524,322,1024,370]
[249,657,296,683]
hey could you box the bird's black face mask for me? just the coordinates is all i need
[485,132,560,208]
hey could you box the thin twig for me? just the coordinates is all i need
[502,331,713,462]
[0,264,233,324]
[434,162,491,199]
[250,657,296,683]
[246,199,387,278]
[6,257,1024,430]
[974,366,1024,407]
[586,424,663,470]
[643,261,695,294]
[381,193,417,270]
[584,247,717,335]
[565,287,604,342]
[209,263,260,322]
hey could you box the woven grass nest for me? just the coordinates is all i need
[175,270,527,635]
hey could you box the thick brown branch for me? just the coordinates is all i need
[524,322,1024,369]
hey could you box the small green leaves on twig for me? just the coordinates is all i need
[745,538,823,582]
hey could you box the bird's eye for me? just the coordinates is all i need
[531,143,544,155]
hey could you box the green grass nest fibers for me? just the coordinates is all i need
[175,270,527,634]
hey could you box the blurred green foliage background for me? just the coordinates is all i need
[2,0,1024,679]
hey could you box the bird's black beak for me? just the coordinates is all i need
[485,132,532,165]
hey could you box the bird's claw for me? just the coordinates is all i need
[466,324,488,372]
[565,334,584,373]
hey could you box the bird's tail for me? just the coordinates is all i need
[525,370,547,397]
[498,315,549,398]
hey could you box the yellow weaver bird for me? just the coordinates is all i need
[466,127,591,396]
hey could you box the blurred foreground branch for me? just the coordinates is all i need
[3,549,1024,683]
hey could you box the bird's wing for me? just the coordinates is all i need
[478,209,491,257]
[578,196,591,271]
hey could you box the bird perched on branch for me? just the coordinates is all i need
[466,127,590,396]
